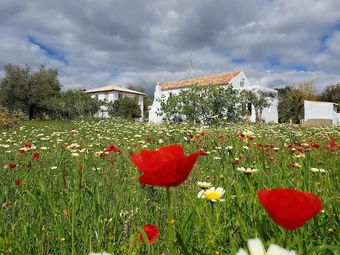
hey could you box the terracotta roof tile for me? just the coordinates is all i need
[160,71,241,90]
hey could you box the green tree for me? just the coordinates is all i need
[241,89,276,122]
[42,90,100,119]
[279,89,305,124]
[319,83,340,103]
[0,64,61,119]
[277,82,319,124]
[108,97,141,120]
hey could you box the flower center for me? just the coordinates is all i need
[205,191,221,200]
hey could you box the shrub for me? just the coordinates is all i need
[108,97,141,120]
[158,85,248,125]
[0,107,19,128]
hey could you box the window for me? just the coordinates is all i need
[240,78,245,87]
[118,93,123,99]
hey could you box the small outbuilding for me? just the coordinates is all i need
[304,100,339,125]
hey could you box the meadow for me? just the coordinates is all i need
[0,119,339,255]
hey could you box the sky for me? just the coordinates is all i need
[1,0,340,95]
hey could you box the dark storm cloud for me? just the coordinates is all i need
[1,0,340,92]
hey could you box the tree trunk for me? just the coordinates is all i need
[255,109,260,122]
[28,104,34,120]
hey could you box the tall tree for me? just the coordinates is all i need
[0,64,61,119]
[277,82,319,124]
[319,83,340,103]
[279,89,305,124]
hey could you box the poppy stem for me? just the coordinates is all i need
[166,187,175,255]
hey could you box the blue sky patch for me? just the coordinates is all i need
[319,34,331,52]
[290,65,310,72]
[232,58,246,64]
[265,56,281,69]
[27,35,68,65]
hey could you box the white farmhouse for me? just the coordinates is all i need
[149,71,278,123]
[304,100,339,125]
[85,85,145,119]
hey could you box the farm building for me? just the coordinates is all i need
[149,71,278,123]
[304,100,339,125]
[85,85,145,119]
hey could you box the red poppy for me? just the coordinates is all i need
[233,158,240,165]
[131,144,200,187]
[146,137,153,142]
[138,224,160,244]
[23,141,32,148]
[19,149,26,155]
[106,144,122,155]
[188,134,195,140]
[248,136,254,141]
[14,179,21,185]
[258,188,322,230]
[30,153,40,160]
[8,164,17,169]
[312,143,320,148]
[105,144,120,153]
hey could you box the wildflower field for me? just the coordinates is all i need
[0,120,339,255]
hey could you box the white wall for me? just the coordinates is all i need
[261,99,278,123]
[229,71,251,89]
[304,100,337,124]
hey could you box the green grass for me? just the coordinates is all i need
[0,120,339,254]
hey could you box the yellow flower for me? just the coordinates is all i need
[197,187,225,202]
[243,130,253,137]
[60,237,65,241]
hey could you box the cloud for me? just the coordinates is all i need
[1,0,340,95]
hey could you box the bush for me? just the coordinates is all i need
[108,97,141,120]
[42,90,100,120]
[0,107,19,128]
[158,85,248,125]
